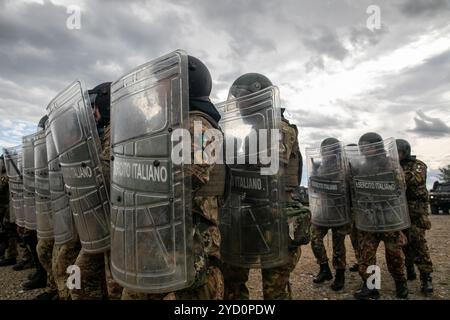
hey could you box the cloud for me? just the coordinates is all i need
[399,0,449,17]
[302,26,348,61]
[409,110,450,137]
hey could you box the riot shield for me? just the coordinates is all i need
[46,80,110,253]
[217,86,289,269]
[46,125,77,245]
[4,145,25,227]
[109,50,193,293]
[306,141,351,227]
[34,130,54,240]
[345,138,410,232]
[22,133,37,230]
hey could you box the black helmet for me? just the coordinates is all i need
[358,132,383,146]
[38,115,48,130]
[188,55,212,99]
[229,73,272,99]
[396,139,411,161]
[89,82,111,127]
[321,137,339,148]
[346,143,357,147]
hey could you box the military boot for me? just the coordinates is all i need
[34,290,58,300]
[22,263,47,290]
[420,273,433,295]
[331,269,345,291]
[12,259,34,271]
[354,282,380,300]
[0,256,16,266]
[395,281,409,299]
[313,262,333,283]
[406,264,417,280]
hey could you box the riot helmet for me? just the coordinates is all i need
[396,139,411,162]
[89,82,111,129]
[358,132,384,156]
[228,73,272,99]
[38,115,48,131]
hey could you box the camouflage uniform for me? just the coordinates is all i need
[37,238,57,291]
[311,224,350,270]
[223,117,304,300]
[349,221,360,263]
[357,157,407,283]
[52,239,81,299]
[121,112,225,300]
[401,158,433,274]
[0,173,18,261]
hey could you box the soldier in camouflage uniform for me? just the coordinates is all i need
[353,133,408,300]
[222,74,307,300]
[51,238,80,299]
[0,157,19,267]
[310,138,351,291]
[346,144,360,273]
[396,139,433,295]
[70,82,122,300]
[121,55,225,300]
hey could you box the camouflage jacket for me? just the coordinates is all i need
[187,111,224,287]
[401,158,428,203]
[0,173,9,207]
[100,124,111,189]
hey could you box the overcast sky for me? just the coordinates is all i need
[0,0,449,188]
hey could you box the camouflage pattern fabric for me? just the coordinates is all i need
[401,157,433,274]
[52,239,81,300]
[350,221,360,263]
[358,231,407,282]
[37,238,57,291]
[311,224,350,270]
[70,249,108,300]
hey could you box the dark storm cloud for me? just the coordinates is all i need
[409,110,450,137]
[399,0,449,17]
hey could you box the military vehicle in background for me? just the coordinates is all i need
[430,181,450,215]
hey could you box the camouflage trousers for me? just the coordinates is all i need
[51,239,81,300]
[2,222,18,259]
[70,249,123,300]
[16,226,33,263]
[358,231,407,282]
[350,222,360,263]
[403,225,433,274]
[37,238,57,291]
[310,224,350,270]
[222,246,302,300]
[121,266,224,300]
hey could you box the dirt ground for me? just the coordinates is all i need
[0,215,449,300]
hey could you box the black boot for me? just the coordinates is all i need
[28,270,40,280]
[349,263,359,272]
[331,269,345,291]
[354,282,380,300]
[0,257,17,267]
[406,264,417,280]
[34,290,58,300]
[420,273,433,295]
[22,265,47,290]
[313,263,333,283]
[395,280,409,299]
[12,259,34,271]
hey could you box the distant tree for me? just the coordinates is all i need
[438,165,450,183]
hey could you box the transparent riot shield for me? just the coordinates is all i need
[217,86,289,269]
[46,80,110,253]
[306,141,351,227]
[110,50,193,293]
[46,125,77,245]
[34,130,54,240]
[345,138,410,232]
[22,133,37,230]
[4,145,25,227]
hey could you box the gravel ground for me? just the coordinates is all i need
[1,215,449,300]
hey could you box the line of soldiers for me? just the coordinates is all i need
[0,50,433,300]
[307,134,434,299]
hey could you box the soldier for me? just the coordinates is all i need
[220,73,308,300]
[307,138,352,291]
[0,155,19,267]
[111,51,225,300]
[347,132,410,300]
[46,80,111,300]
[34,116,58,299]
[396,139,433,295]
[90,82,123,300]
